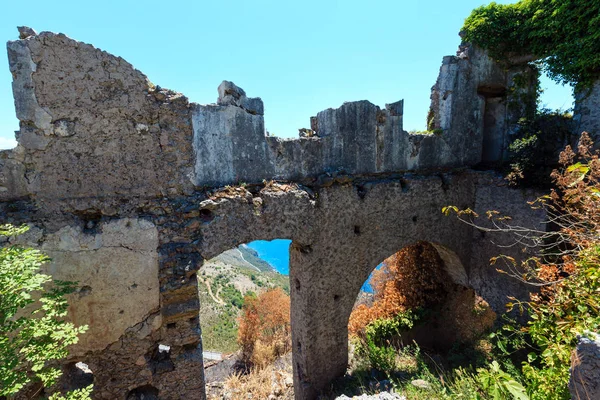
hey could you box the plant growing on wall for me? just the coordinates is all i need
[0,225,91,399]
[462,0,600,87]
[506,108,574,187]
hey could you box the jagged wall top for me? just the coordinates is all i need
[4,30,196,202]
[1,28,535,202]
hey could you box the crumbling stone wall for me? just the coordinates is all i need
[0,28,554,400]
[5,31,195,202]
[428,44,539,165]
[569,332,600,399]
[192,85,467,186]
[11,218,160,355]
[574,80,600,148]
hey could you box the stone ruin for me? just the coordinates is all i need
[1,27,598,399]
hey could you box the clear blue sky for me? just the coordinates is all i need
[0,0,573,149]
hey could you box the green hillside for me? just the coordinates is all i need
[198,245,289,353]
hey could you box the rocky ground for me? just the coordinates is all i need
[204,351,414,400]
[204,353,294,400]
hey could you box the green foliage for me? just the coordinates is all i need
[442,139,600,398]
[350,338,530,400]
[506,108,574,187]
[199,281,244,353]
[202,307,240,353]
[438,363,528,400]
[364,311,417,345]
[475,361,529,400]
[503,246,600,400]
[357,335,397,377]
[0,225,91,398]
[462,0,600,86]
[408,129,444,136]
[221,284,244,309]
[49,385,94,400]
[354,311,421,376]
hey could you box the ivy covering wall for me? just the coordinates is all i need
[462,0,600,87]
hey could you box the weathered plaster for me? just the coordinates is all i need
[7,38,53,137]
[12,218,160,355]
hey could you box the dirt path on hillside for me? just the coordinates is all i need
[214,285,225,304]
[201,277,225,305]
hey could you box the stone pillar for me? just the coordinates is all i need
[574,79,600,148]
[289,243,356,400]
[155,243,207,400]
[569,332,600,399]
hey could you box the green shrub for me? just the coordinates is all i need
[0,225,91,398]
[443,363,528,400]
[359,336,397,377]
[462,0,600,87]
[506,108,574,187]
[354,311,421,376]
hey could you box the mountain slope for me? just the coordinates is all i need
[199,245,289,353]
[213,245,275,273]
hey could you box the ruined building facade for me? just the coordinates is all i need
[0,29,597,399]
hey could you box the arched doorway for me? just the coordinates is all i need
[198,239,294,399]
[344,241,496,395]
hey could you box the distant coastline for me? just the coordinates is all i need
[245,239,375,293]
[246,240,291,275]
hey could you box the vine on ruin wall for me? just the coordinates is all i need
[462,0,600,87]
[443,133,600,398]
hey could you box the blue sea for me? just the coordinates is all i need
[246,239,291,275]
[246,239,376,293]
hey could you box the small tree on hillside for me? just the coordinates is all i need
[237,288,291,369]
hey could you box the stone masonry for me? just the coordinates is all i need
[569,332,600,399]
[1,28,591,399]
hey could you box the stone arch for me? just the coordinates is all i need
[196,187,317,261]
[192,175,485,400]
[349,240,471,305]
[193,188,314,389]
[349,240,470,304]
[346,240,495,353]
[340,239,475,353]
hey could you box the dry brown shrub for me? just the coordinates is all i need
[237,288,291,368]
[348,241,451,337]
[251,340,277,370]
[501,132,600,303]
[218,364,294,400]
